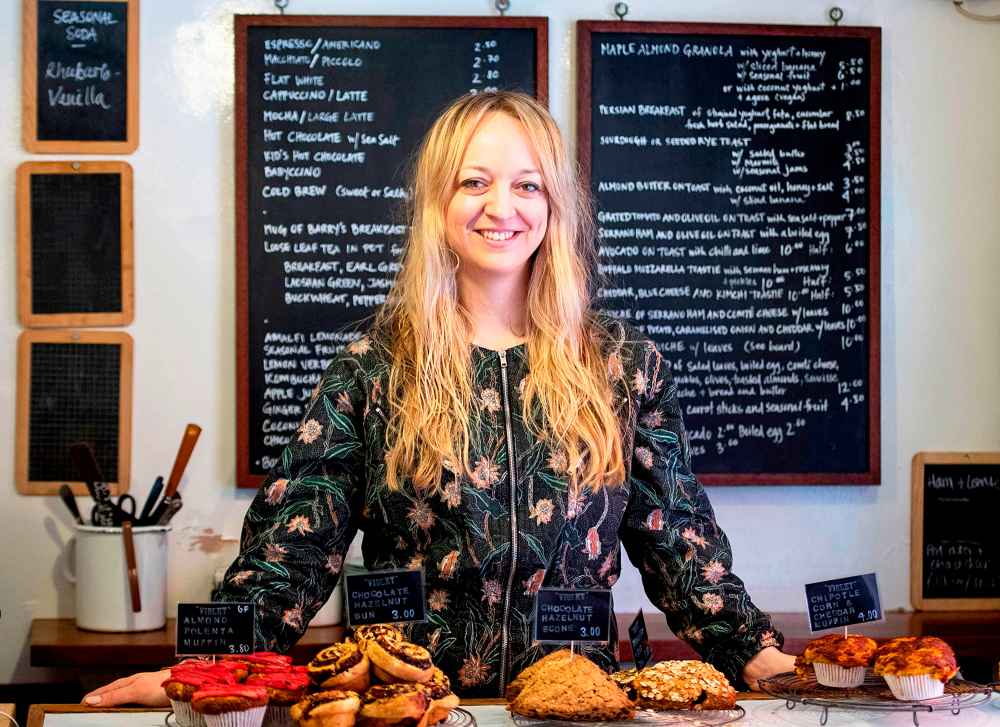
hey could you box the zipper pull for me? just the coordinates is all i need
[498,350,507,368]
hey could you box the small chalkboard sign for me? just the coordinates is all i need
[22,0,139,153]
[344,569,426,626]
[16,330,133,496]
[17,162,134,328]
[804,573,882,632]
[911,452,1000,611]
[176,602,255,656]
[628,610,652,669]
[534,588,612,643]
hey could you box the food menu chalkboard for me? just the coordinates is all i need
[579,22,881,484]
[22,0,139,153]
[236,16,547,487]
[911,453,1000,610]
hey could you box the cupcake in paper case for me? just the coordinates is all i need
[192,685,268,727]
[223,651,294,675]
[163,664,241,727]
[795,634,877,688]
[246,670,310,727]
[873,636,958,701]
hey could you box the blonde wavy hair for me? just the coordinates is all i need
[373,91,626,494]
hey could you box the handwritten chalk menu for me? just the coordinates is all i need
[534,588,612,643]
[804,573,882,632]
[911,453,1000,610]
[344,568,426,626]
[22,0,139,153]
[235,15,547,486]
[177,602,255,656]
[579,22,881,484]
[17,162,134,327]
[15,330,133,496]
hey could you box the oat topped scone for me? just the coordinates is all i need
[635,660,736,710]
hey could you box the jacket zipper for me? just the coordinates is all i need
[497,349,518,694]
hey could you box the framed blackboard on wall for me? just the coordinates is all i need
[911,452,1000,611]
[22,0,139,153]
[578,21,881,485]
[16,330,133,496]
[17,162,134,328]
[235,15,547,487]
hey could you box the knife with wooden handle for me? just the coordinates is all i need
[148,424,201,524]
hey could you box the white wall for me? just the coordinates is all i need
[2,0,999,684]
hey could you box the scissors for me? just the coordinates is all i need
[113,494,137,524]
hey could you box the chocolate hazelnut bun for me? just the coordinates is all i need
[366,638,434,684]
[309,641,371,692]
[352,625,404,655]
[357,684,429,727]
[422,668,459,725]
[290,689,362,727]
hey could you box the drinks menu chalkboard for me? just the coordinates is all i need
[22,0,139,153]
[235,16,547,487]
[911,452,1000,610]
[579,22,881,484]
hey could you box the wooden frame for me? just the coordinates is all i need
[28,705,167,727]
[16,329,133,496]
[577,21,882,485]
[22,0,140,153]
[911,451,1000,611]
[235,15,548,488]
[17,161,135,327]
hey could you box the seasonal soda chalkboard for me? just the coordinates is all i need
[17,162,134,327]
[235,15,547,486]
[911,452,1000,610]
[15,330,133,496]
[578,21,881,485]
[22,0,139,153]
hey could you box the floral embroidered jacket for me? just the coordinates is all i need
[217,316,783,696]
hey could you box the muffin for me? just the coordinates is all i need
[290,690,361,727]
[191,684,268,727]
[797,634,877,688]
[163,664,239,727]
[246,670,310,727]
[873,636,958,700]
[308,641,371,692]
[224,651,294,674]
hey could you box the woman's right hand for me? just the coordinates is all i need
[82,669,172,707]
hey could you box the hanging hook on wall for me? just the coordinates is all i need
[953,0,1000,22]
[495,0,510,16]
[614,2,629,21]
[274,0,289,14]
[828,7,844,26]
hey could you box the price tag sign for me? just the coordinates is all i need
[176,602,255,656]
[805,573,883,632]
[534,588,612,643]
[344,568,426,626]
[628,610,653,669]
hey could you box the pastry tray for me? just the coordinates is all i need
[511,705,745,727]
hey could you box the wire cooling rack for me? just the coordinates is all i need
[758,671,995,726]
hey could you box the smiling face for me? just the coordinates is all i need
[445,112,549,285]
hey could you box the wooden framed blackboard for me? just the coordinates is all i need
[235,15,548,487]
[22,0,139,153]
[16,330,133,496]
[17,162,134,328]
[911,452,1000,611]
[578,21,881,485]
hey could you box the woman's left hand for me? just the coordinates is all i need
[741,647,797,690]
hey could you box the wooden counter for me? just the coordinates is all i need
[30,611,1000,676]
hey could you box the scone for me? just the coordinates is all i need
[357,683,430,727]
[509,653,636,721]
[796,634,877,688]
[290,689,362,727]
[635,660,736,710]
[873,636,958,700]
[504,649,573,701]
[309,641,371,692]
[610,668,638,700]
[366,637,434,683]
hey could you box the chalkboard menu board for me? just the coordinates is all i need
[578,21,881,485]
[16,330,133,496]
[17,162,134,327]
[911,452,1000,610]
[235,15,547,487]
[22,0,139,153]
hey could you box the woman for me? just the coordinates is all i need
[84,91,794,706]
